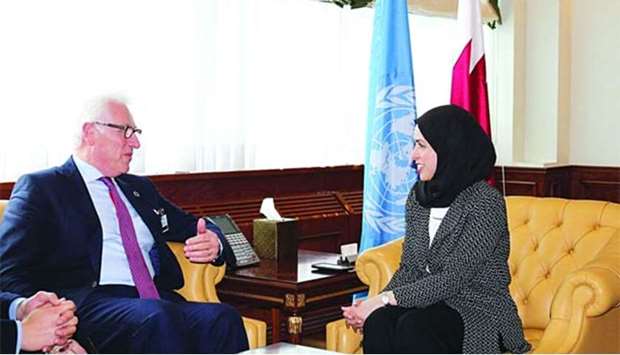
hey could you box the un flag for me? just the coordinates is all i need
[360,0,418,252]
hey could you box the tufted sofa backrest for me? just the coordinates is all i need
[506,196,620,330]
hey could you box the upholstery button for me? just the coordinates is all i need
[568,248,574,255]
[544,272,550,279]
[522,298,528,305]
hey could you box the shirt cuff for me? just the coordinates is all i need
[9,297,25,320]
[217,237,223,257]
[16,320,23,354]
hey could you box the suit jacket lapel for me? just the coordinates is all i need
[410,204,431,273]
[58,157,103,274]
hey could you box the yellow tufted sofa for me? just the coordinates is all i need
[0,200,266,349]
[326,196,620,353]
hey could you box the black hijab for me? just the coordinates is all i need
[413,105,496,208]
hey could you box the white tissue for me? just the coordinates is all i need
[259,197,282,220]
[340,243,358,260]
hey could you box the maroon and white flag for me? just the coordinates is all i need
[451,0,495,184]
[450,0,491,136]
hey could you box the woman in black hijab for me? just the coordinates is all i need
[342,105,530,353]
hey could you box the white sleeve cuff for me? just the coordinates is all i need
[8,297,25,320]
[15,320,23,354]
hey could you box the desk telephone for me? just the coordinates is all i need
[205,215,260,268]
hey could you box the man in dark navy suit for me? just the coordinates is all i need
[0,97,248,353]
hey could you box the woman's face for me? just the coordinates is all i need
[411,126,437,181]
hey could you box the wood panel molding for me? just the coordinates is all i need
[1,164,617,251]
[570,166,620,202]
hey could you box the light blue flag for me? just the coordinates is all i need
[360,0,417,253]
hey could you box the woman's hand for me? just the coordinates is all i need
[341,296,384,332]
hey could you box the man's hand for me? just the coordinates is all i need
[184,218,220,263]
[21,304,78,352]
[16,291,62,321]
[46,339,88,354]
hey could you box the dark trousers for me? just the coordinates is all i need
[74,285,248,353]
[363,302,464,354]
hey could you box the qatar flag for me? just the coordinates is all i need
[450,0,491,136]
[451,0,495,184]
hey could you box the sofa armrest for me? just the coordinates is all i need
[536,234,620,353]
[356,238,403,296]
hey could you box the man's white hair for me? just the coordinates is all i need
[73,95,129,147]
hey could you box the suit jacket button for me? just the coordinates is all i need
[92,281,98,288]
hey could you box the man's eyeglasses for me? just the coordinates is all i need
[94,122,142,139]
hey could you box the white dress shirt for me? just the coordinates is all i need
[9,297,24,354]
[429,207,449,246]
[73,155,156,286]
[426,207,449,274]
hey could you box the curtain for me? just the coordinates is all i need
[0,0,495,182]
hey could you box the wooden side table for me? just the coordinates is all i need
[218,250,366,344]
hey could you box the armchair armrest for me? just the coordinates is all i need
[535,233,620,353]
[326,238,404,353]
[168,241,224,302]
[167,242,267,349]
[326,319,363,354]
[356,238,403,296]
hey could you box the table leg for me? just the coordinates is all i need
[272,308,281,343]
[287,315,303,344]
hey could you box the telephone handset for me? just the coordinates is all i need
[205,214,260,268]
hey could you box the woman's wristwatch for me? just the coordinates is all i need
[380,292,390,306]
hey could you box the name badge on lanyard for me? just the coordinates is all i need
[154,208,169,233]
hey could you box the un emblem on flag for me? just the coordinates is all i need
[365,84,417,235]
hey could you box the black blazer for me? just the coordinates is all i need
[1,291,21,354]
[0,157,234,305]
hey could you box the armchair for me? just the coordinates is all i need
[167,242,267,349]
[326,197,620,353]
[0,199,266,349]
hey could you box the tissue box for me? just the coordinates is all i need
[252,218,298,263]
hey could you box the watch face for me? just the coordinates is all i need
[381,294,389,305]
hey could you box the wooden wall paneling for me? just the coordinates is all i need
[570,166,620,203]
[543,166,571,198]
[177,192,355,252]
[4,164,617,253]
[339,191,363,246]
[0,182,14,200]
[494,167,544,196]
[494,166,572,197]
[150,165,363,207]
[275,193,350,252]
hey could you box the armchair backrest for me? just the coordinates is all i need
[0,199,7,224]
[506,196,620,329]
